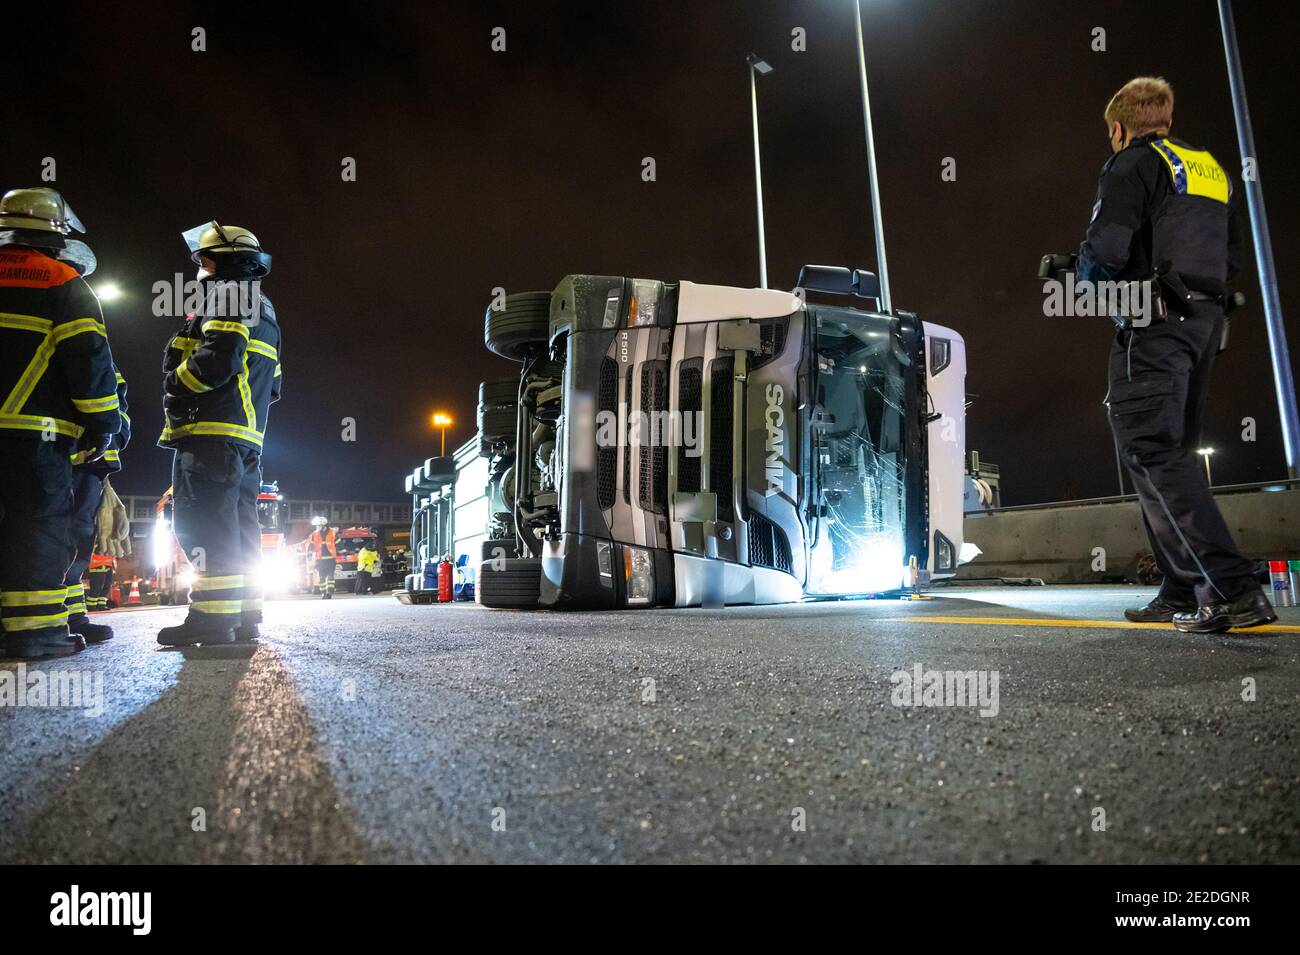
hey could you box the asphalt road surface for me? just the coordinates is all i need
[3,586,1298,864]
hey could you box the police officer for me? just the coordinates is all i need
[355,540,379,595]
[1077,77,1273,633]
[0,188,121,659]
[157,222,282,646]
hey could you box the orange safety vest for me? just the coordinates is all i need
[310,528,337,560]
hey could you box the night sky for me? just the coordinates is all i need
[4,0,1297,505]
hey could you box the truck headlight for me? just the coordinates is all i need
[623,545,655,606]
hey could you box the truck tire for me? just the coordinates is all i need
[478,378,520,453]
[423,455,456,484]
[484,291,551,362]
[477,557,541,609]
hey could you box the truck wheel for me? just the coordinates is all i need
[477,557,541,609]
[478,378,520,452]
[484,291,551,362]
[423,455,456,484]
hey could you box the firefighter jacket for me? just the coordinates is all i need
[1078,133,1240,296]
[357,546,380,574]
[0,245,121,447]
[75,362,129,474]
[159,283,282,451]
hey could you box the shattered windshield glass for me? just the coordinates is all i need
[808,307,907,595]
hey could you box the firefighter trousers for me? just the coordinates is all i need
[171,439,264,627]
[64,469,105,623]
[1106,302,1258,607]
[87,566,113,611]
[0,436,74,638]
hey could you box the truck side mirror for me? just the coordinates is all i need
[851,270,881,299]
[796,264,855,296]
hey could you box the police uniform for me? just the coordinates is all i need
[0,190,121,659]
[63,364,129,643]
[1078,132,1272,630]
[157,223,281,645]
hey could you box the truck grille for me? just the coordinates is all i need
[623,366,632,505]
[747,512,792,574]
[752,318,789,369]
[677,361,702,494]
[597,357,618,509]
[639,360,668,514]
[710,358,733,522]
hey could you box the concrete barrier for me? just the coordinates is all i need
[959,487,1299,583]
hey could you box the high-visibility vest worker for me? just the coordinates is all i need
[310,527,337,560]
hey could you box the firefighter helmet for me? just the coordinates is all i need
[182,220,272,277]
[0,187,86,234]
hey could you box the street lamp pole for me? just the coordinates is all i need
[746,54,773,289]
[1217,0,1299,479]
[432,412,452,456]
[852,0,892,314]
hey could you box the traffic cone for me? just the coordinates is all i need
[127,578,142,605]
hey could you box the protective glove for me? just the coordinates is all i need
[95,479,133,558]
[73,432,114,465]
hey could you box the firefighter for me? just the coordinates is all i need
[63,365,130,644]
[309,520,337,599]
[86,552,116,611]
[0,188,121,659]
[1077,77,1274,633]
[156,222,282,646]
[355,541,379,595]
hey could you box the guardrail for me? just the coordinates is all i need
[965,478,1300,517]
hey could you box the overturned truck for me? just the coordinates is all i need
[475,267,966,610]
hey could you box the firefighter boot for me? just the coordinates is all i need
[157,618,237,646]
[68,613,114,644]
[235,622,261,642]
[3,626,86,660]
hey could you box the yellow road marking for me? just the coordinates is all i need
[884,615,1300,634]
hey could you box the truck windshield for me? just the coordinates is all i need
[808,307,908,595]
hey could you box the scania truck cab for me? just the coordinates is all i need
[476,268,966,609]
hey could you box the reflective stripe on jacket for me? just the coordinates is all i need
[159,285,282,450]
[0,246,121,445]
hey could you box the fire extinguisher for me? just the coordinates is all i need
[438,556,454,603]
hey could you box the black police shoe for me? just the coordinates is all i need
[3,626,86,660]
[69,617,115,644]
[1124,595,1197,623]
[157,620,236,646]
[1173,589,1278,634]
[234,623,261,642]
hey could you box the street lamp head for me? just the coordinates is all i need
[431,412,453,428]
[1197,448,1215,456]
[747,53,773,75]
[95,281,122,302]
